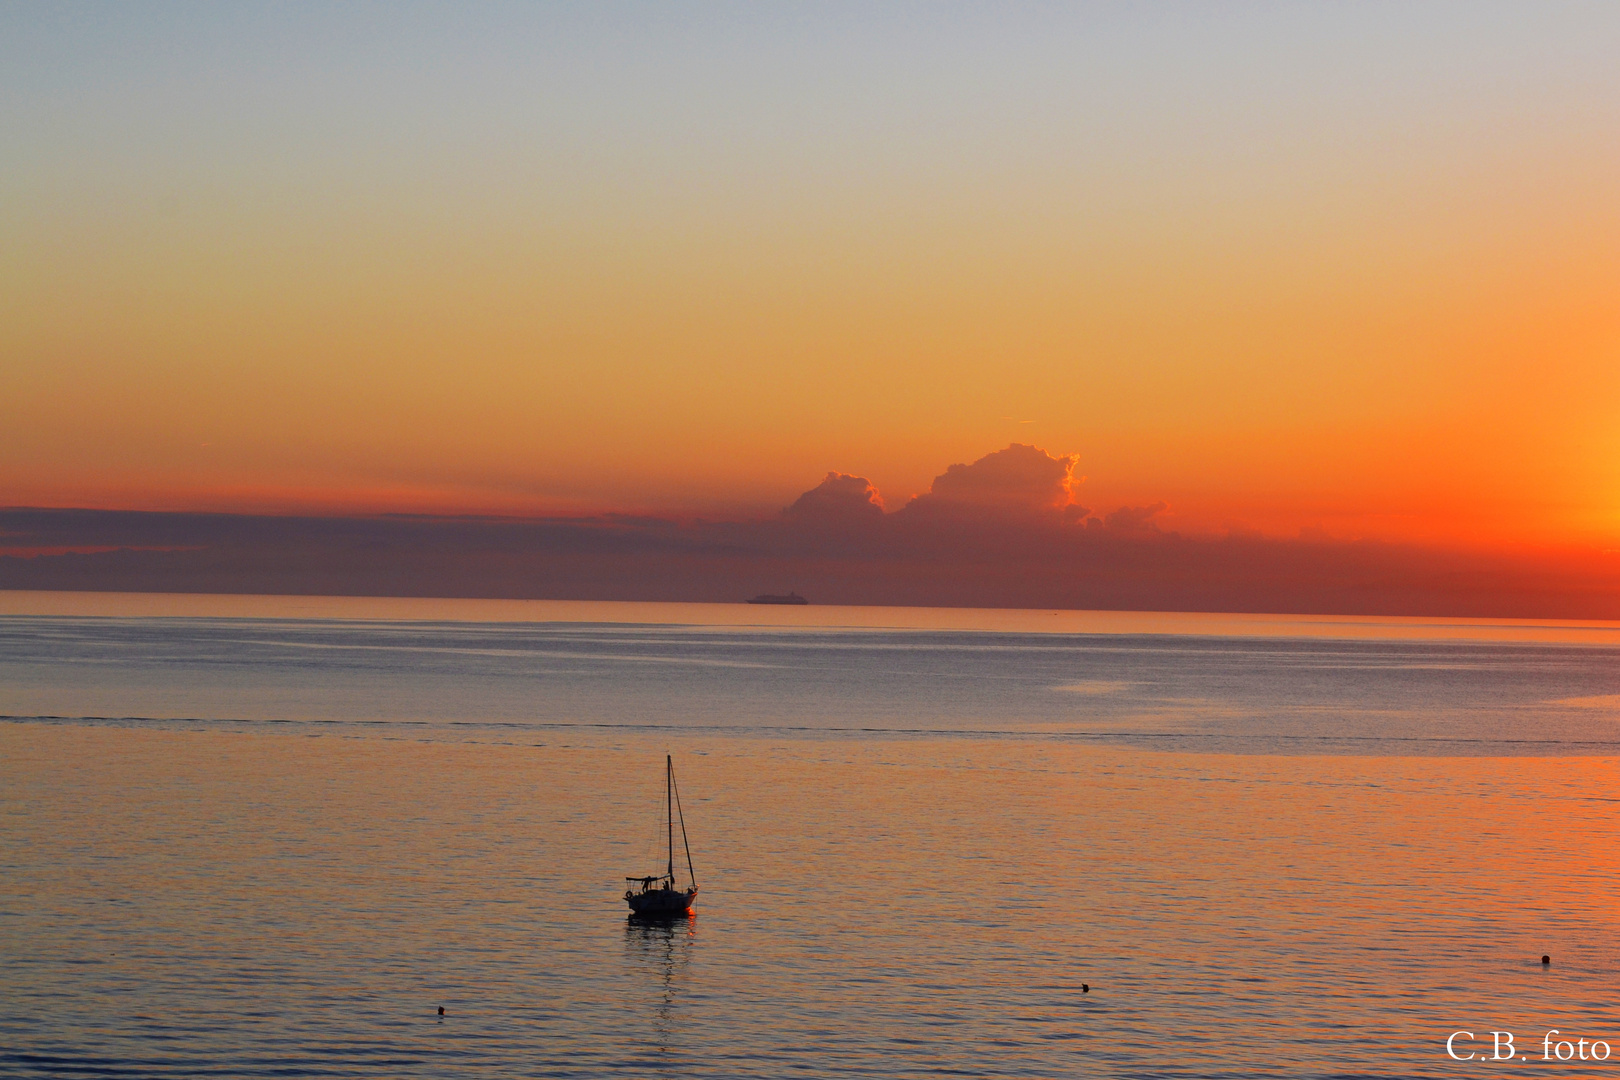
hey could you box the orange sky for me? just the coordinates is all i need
[4,5,1619,551]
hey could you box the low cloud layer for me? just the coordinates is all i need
[5,445,1620,619]
[1100,502,1168,535]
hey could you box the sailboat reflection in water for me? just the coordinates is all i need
[625,755,699,917]
[624,913,693,1056]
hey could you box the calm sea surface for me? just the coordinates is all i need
[5,594,1620,1076]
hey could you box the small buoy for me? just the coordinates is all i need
[438,1006,445,1015]
[1542,955,1551,965]
[1081,984,1089,993]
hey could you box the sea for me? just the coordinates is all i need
[5,591,1620,1077]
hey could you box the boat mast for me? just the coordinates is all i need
[673,762,696,886]
[666,753,675,884]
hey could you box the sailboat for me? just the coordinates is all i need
[625,754,699,916]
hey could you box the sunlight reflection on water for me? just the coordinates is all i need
[5,606,1620,1075]
[5,725,1620,1077]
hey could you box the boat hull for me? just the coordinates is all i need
[626,886,698,916]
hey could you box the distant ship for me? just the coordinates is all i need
[747,592,808,605]
[625,754,699,917]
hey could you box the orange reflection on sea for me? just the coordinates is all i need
[4,721,1620,1075]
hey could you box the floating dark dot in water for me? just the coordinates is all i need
[438,1006,445,1015]
[1081,984,1089,993]
[1543,956,1551,966]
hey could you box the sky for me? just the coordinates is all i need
[4,3,1620,595]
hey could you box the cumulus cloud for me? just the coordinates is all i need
[900,444,1084,519]
[1100,501,1168,535]
[782,472,885,523]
